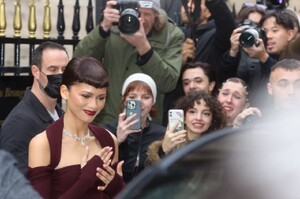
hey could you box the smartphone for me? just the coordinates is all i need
[125,100,141,130]
[168,109,184,132]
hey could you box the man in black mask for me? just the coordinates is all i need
[0,41,69,174]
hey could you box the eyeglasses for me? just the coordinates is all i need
[242,2,268,10]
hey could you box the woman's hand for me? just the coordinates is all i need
[162,122,187,154]
[96,160,124,191]
[116,112,141,144]
[81,146,113,169]
[233,107,262,127]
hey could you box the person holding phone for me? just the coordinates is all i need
[146,91,226,166]
[104,73,166,183]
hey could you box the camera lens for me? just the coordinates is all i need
[119,8,140,34]
[239,29,259,48]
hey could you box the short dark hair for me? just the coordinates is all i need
[259,10,295,30]
[181,61,216,83]
[32,41,68,69]
[62,57,109,89]
[174,91,226,133]
[271,59,300,73]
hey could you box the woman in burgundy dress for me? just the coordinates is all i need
[27,57,124,199]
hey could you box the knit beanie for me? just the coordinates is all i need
[138,0,161,12]
[121,73,157,104]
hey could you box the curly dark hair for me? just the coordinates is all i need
[174,91,226,134]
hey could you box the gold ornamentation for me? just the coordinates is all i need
[13,0,22,37]
[43,0,51,39]
[0,0,6,37]
[28,0,36,38]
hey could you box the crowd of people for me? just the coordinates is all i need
[0,0,300,198]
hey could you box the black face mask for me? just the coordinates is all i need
[42,74,62,98]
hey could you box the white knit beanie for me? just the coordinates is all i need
[121,73,157,104]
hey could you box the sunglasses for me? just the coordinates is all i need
[242,2,268,10]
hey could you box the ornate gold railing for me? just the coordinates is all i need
[0,0,96,125]
[0,0,95,75]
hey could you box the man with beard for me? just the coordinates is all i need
[0,41,69,174]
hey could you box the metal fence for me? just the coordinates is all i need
[0,0,98,125]
[0,0,98,75]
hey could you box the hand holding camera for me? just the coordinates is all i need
[120,20,151,56]
[242,38,269,62]
[113,0,140,34]
[229,27,245,57]
[101,0,120,32]
[238,19,266,48]
[101,0,141,34]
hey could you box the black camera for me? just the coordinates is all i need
[266,0,287,10]
[114,0,140,34]
[239,19,266,48]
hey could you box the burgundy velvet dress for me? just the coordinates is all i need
[27,117,124,199]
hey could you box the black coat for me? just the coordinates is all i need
[103,121,165,183]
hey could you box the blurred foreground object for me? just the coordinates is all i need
[116,114,300,199]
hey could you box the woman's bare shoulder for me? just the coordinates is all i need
[28,131,51,167]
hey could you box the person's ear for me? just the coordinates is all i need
[287,29,295,42]
[60,85,69,100]
[208,81,215,93]
[267,82,273,96]
[31,65,40,79]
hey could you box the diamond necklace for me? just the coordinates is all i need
[63,128,91,146]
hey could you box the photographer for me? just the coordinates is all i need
[180,0,235,73]
[74,0,184,125]
[219,4,267,107]
[219,4,299,109]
